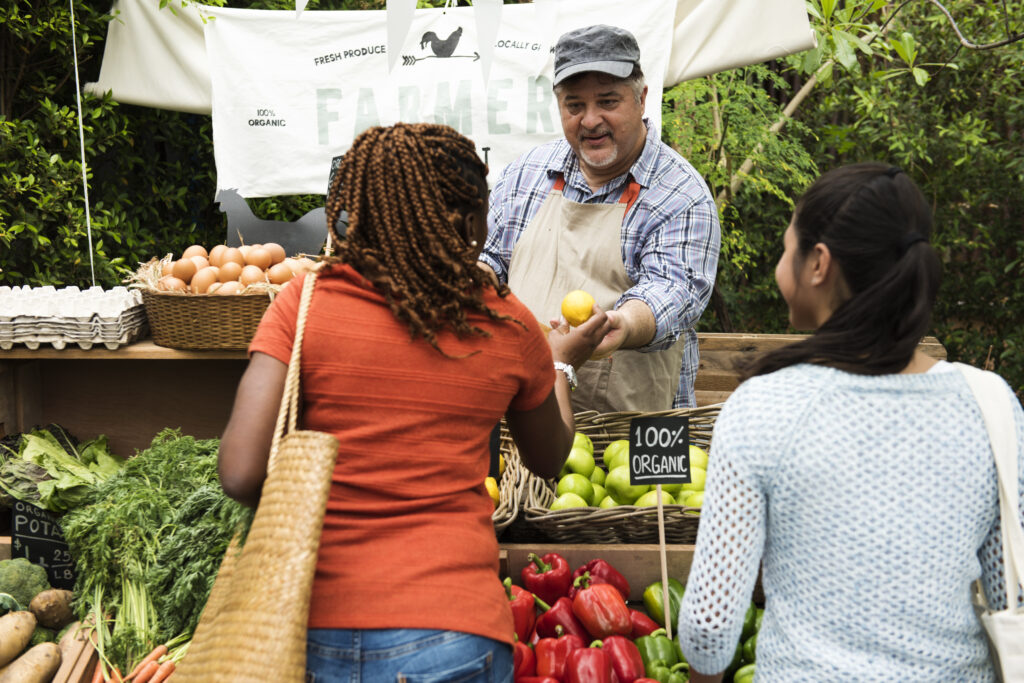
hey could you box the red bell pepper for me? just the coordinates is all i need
[566,642,614,683]
[505,578,537,644]
[568,559,631,602]
[534,596,591,640]
[514,640,536,680]
[535,626,586,682]
[599,635,645,683]
[516,678,559,683]
[521,552,573,605]
[628,609,660,639]
[571,575,632,639]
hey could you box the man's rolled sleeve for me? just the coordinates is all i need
[618,196,720,351]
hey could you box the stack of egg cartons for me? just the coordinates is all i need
[0,286,148,350]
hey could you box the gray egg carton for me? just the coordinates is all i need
[0,285,149,350]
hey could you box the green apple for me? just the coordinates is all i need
[604,465,649,504]
[564,446,596,478]
[590,483,607,506]
[602,439,631,471]
[556,473,594,505]
[634,489,676,507]
[681,466,707,492]
[598,495,619,508]
[689,444,709,470]
[590,466,606,486]
[662,482,684,496]
[550,492,589,510]
[684,491,704,508]
[573,432,594,454]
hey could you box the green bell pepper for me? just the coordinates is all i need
[635,629,678,674]
[642,577,686,627]
[754,607,764,633]
[644,659,689,683]
[741,632,757,665]
[733,662,756,683]
[740,601,757,642]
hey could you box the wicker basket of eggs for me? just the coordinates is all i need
[132,243,318,350]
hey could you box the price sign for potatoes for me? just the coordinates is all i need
[628,417,691,485]
[11,501,76,590]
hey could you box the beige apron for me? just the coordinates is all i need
[507,176,686,413]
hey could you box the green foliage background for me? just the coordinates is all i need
[1,0,1021,393]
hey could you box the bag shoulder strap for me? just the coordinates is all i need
[955,362,1024,611]
[268,271,318,472]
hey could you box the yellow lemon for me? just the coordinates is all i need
[561,290,595,327]
[485,476,500,508]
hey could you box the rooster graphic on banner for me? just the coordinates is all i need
[403,26,479,65]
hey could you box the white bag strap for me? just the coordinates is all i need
[955,362,1024,611]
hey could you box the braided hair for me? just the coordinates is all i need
[324,123,515,355]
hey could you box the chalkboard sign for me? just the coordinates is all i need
[628,416,691,485]
[11,501,75,591]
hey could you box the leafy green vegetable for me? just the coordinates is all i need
[62,429,252,670]
[0,426,125,513]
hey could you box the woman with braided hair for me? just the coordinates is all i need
[218,122,610,682]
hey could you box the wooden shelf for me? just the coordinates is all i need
[0,340,246,361]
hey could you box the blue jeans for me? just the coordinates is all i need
[305,628,513,683]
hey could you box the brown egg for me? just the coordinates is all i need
[218,261,243,282]
[207,282,223,295]
[267,262,294,285]
[208,244,228,267]
[263,242,287,265]
[161,260,174,278]
[285,257,316,273]
[245,246,272,270]
[191,266,220,294]
[221,247,245,268]
[182,244,208,260]
[239,265,266,287]
[158,276,188,292]
[215,280,243,295]
[171,259,197,284]
[190,255,210,272]
[238,244,253,260]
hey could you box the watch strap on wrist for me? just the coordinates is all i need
[553,361,577,391]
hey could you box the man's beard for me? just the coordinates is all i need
[578,130,618,169]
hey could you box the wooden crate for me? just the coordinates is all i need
[52,622,98,683]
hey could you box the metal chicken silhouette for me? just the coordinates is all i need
[216,188,328,256]
[403,26,479,66]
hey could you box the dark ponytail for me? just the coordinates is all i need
[743,162,942,379]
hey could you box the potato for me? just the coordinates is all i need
[29,590,74,631]
[0,611,36,667]
[0,642,61,683]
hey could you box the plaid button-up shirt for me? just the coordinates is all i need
[481,119,721,408]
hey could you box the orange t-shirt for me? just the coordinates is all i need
[248,265,554,644]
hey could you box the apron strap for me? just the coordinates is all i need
[551,175,642,215]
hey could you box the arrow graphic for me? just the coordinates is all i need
[402,51,480,66]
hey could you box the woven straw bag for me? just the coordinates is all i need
[957,363,1024,682]
[175,272,339,682]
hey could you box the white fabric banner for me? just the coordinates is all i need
[204,0,675,196]
[85,0,815,197]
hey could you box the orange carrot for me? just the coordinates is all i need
[132,661,160,683]
[91,662,105,683]
[125,645,169,681]
[149,661,176,683]
[111,668,125,683]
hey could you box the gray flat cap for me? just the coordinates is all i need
[553,24,641,86]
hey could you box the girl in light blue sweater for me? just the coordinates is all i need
[678,163,1024,682]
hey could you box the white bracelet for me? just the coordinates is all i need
[553,361,578,391]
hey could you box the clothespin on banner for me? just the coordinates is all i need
[386,0,417,73]
[295,0,309,18]
[473,0,501,84]
[628,415,693,640]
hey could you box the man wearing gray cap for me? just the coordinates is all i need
[479,24,721,413]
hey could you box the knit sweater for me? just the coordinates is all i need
[678,363,1024,681]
